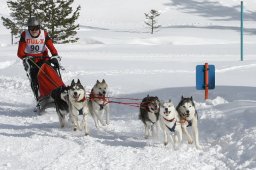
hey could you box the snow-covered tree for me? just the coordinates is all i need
[144,9,161,34]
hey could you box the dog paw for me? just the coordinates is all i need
[85,132,89,136]
[188,140,193,144]
[73,128,77,131]
[196,144,202,150]
[164,142,168,146]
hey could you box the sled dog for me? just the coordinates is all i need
[159,100,182,148]
[139,95,160,139]
[88,79,110,128]
[51,79,89,135]
[176,96,201,149]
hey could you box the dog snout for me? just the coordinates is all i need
[74,91,78,96]
[186,110,190,114]
[103,91,106,95]
[165,108,168,113]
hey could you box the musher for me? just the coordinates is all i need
[17,17,61,101]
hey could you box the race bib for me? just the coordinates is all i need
[25,30,46,54]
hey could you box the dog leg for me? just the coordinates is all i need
[56,109,65,128]
[82,109,89,136]
[91,111,100,128]
[105,104,110,125]
[182,125,193,144]
[95,110,106,126]
[176,125,183,145]
[144,122,151,139]
[192,119,202,149]
[163,127,168,146]
[70,108,79,131]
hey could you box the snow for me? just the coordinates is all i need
[0,0,256,169]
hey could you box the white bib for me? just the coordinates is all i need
[25,30,46,54]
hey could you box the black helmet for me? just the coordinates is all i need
[27,17,40,27]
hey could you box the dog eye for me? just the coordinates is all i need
[183,106,186,108]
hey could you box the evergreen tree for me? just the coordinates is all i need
[40,0,81,43]
[1,0,81,44]
[1,0,39,44]
[144,9,161,34]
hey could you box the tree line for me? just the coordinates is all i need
[2,0,161,44]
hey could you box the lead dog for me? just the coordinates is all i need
[51,79,89,135]
[139,95,160,139]
[88,79,110,128]
[159,100,182,148]
[176,96,201,149]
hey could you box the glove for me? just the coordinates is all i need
[22,56,33,71]
[50,55,61,68]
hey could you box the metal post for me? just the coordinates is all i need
[204,63,209,100]
[241,1,244,61]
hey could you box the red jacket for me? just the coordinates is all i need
[17,30,58,62]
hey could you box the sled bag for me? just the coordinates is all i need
[38,63,65,97]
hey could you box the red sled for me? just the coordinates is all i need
[38,63,65,97]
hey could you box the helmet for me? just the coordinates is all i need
[27,17,40,27]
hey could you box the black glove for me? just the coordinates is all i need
[50,55,60,68]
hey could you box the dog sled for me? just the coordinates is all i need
[31,62,65,113]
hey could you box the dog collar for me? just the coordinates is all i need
[164,117,175,122]
[78,96,86,102]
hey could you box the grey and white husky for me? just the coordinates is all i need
[159,100,182,148]
[139,95,160,139]
[88,79,110,128]
[51,79,89,135]
[176,96,201,149]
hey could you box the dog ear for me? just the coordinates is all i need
[96,80,100,84]
[190,96,193,100]
[77,79,81,84]
[71,79,75,86]
[102,79,106,83]
[169,99,172,102]
[181,95,184,100]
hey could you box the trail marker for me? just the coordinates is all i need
[196,63,215,100]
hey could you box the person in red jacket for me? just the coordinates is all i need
[18,17,61,101]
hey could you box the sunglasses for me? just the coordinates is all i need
[28,26,40,31]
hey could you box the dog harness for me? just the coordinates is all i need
[163,117,177,132]
[89,91,109,110]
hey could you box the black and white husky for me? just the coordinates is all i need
[139,95,160,139]
[176,96,201,149]
[159,100,182,148]
[51,79,89,135]
[88,79,110,128]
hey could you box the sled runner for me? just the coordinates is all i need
[35,63,65,113]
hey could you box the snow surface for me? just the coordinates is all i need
[0,0,256,169]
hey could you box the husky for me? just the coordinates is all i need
[51,79,89,135]
[176,96,201,149]
[159,100,182,148]
[139,95,160,139]
[88,79,110,128]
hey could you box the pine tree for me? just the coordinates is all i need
[1,0,81,44]
[144,9,161,34]
[40,0,81,43]
[1,0,39,44]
